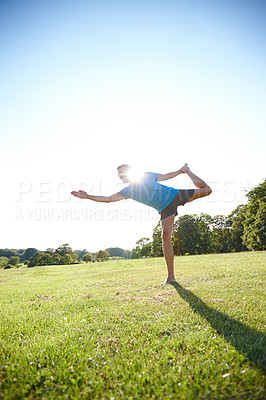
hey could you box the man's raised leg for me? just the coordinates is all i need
[161,214,176,284]
[183,165,212,202]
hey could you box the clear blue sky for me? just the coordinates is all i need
[1,0,265,252]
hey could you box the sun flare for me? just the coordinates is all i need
[127,168,144,183]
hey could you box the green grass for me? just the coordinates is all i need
[0,252,265,399]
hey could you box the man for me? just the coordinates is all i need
[71,163,212,284]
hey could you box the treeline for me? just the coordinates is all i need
[0,244,77,269]
[0,245,131,269]
[131,179,266,258]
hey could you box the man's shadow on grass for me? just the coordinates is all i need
[171,282,266,374]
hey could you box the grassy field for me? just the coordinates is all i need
[0,252,265,400]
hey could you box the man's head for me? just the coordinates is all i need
[117,164,131,183]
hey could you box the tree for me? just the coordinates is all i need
[70,251,78,263]
[96,250,110,261]
[227,205,248,252]
[211,215,230,253]
[17,249,25,261]
[9,256,20,266]
[105,247,125,257]
[63,254,72,265]
[51,253,63,265]
[0,257,9,269]
[130,247,141,259]
[45,248,55,255]
[131,237,152,258]
[136,238,152,257]
[174,215,201,255]
[55,244,77,263]
[55,244,73,257]
[0,249,17,258]
[196,213,213,254]
[152,222,163,257]
[242,180,266,250]
[123,250,131,259]
[28,252,46,267]
[172,213,211,255]
[83,253,92,263]
[28,252,54,267]
[22,248,38,261]
[28,252,41,267]
[39,253,52,265]
[75,249,90,260]
[172,213,213,255]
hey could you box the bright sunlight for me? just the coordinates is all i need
[127,167,144,183]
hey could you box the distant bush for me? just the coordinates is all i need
[96,250,110,262]
[0,257,9,269]
[27,244,79,267]
[83,253,92,263]
[9,256,20,266]
[4,264,13,269]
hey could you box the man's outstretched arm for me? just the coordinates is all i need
[157,163,188,181]
[71,191,125,203]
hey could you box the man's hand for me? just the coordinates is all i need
[180,163,189,173]
[71,190,88,199]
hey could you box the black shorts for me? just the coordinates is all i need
[160,189,195,220]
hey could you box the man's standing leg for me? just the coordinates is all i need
[161,214,176,284]
[160,165,211,285]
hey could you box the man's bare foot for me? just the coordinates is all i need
[162,278,177,285]
[180,163,189,173]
